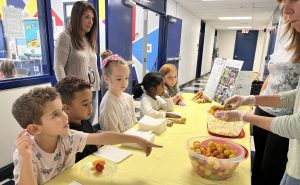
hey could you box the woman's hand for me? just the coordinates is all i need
[224,95,255,109]
[137,139,163,156]
[214,110,247,122]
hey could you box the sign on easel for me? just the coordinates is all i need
[204,58,244,104]
[233,71,253,96]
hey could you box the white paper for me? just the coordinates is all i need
[233,71,253,96]
[69,181,82,185]
[204,58,227,100]
[93,145,133,163]
[122,128,155,149]
[138,115,167,134]
[2,6,25,38]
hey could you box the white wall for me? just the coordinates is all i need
[0,83,51,167]
[216,30,268,78]
[216,30,236,60]
[201,23,215,75]
[167,0,201,85]
[253,30,266,73]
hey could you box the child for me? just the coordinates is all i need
[0,60,16,79]
[55,76,98,162]
[12,87,162,184]
[133,72,181,119]
[159,64,185,106]
[99,50,136,132]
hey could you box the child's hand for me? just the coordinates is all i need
[162,90,171,98]
[16,129,33,158]
[137,138,163,156]
[172,95,181,104]
[178,100,186,106]
[166,112,181,118]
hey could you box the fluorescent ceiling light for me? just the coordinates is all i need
[219,17,252,20]
[228,26,251,29]
[202,0,221,1]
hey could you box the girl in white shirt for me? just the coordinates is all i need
[133,72,181,119]
[99,50,136,132]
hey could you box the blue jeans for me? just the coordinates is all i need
[88,91,98,124]
[280,171,300,185]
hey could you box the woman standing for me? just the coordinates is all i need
[251,47,300,185]
[54,1,100,124]
[215,1,300,184]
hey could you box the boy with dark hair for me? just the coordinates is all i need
[55,76,98,162]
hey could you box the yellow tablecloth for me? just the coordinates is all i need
[46,93,251,185]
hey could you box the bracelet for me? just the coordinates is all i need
[240,111,247,122]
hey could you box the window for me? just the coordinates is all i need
[0,0,54,89]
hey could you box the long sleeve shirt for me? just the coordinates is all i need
[54,31,100,91]
[271,81,300,179]
[99,91,136,132]
[140,94,174,118]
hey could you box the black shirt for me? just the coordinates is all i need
[69,120,98,162]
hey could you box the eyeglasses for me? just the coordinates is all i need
[88,67,95,85]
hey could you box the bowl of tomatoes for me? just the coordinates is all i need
[186,136,246,180]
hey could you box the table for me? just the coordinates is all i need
[47,93,251,185]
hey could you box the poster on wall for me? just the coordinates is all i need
[2,6,24,38]
[22,19,41,56]
[204,58,244,104]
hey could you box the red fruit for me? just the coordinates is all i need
[210,146,217,153]
[95,163,104,172]
[216,155,224,159]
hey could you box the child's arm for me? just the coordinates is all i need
[159,94,175,112]
[86,132,162,156]
[140,97,166,118]
[15,130,37,185]
[171,94,181,104]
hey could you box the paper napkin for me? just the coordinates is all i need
[93,145,133,163]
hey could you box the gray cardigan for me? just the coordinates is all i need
[54,31,100,91]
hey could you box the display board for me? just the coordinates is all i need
[204,58,244,104]
[233,71,253,96]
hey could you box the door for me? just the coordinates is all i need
[158,15,182,70]
[105,0,133,95]
[233,30,258,71]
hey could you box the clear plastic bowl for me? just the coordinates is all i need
[186,136,245,180]
[207,113,244,137]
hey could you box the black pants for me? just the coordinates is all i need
[252,106,289,185]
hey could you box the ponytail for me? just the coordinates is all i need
[132,83,144,99]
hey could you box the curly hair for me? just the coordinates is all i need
[12,87,60,128]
